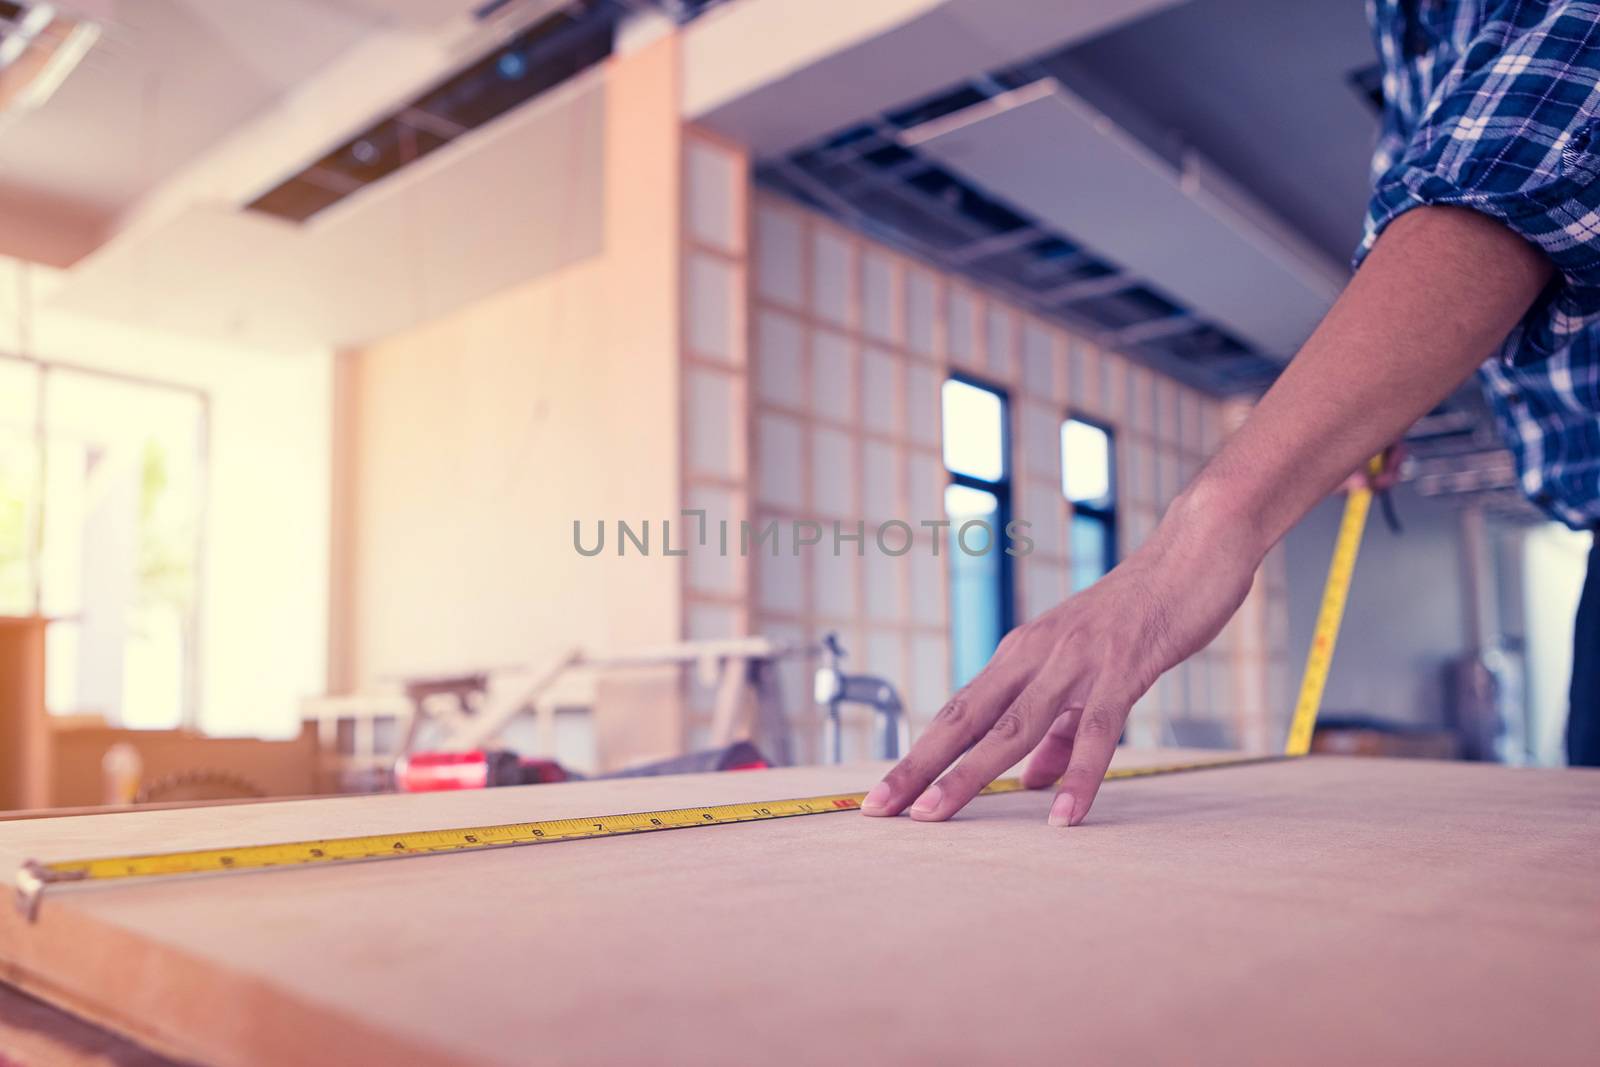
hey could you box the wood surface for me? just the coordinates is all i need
[0,618,49,811]
[0,979,188,1067]
[0,616,318,814]
[45,722,318,809]
[1,751,1597,1066]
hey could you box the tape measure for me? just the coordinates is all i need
[16,754,1282,920]
[14,461,1379,921]
[1284,458,1382,756]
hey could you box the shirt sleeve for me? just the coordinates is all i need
[1356,3,1600,357]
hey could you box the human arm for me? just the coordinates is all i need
[859,204,1553,826]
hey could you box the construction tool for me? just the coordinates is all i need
[391,632,905,774]
[814,633,909,763]
[393,741,769,792]
[394,750,574,792]
[1284,455,1383,756]
[393,638,805,769]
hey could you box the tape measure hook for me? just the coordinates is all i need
[15,861,82,922]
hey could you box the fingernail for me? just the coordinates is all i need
[1048,793,1076,828]
[910,784,943,817]
[860,782,892,815]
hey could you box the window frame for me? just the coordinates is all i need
[1061,412,1118,583]
[943,372,1015,642]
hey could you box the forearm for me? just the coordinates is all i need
[1167,205,1552,557]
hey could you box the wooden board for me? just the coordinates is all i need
[0,618,48,811]
[44,722,319,809]
[0,979,189,1067]
[1,751,1597,1066]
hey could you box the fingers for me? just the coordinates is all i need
[1020,706,1081,789]
[1372,443,1406,491]
[905,676,1068,821]
[859,656,1030,817]
[1347,444,1405,493]
[1049,685,1134,828]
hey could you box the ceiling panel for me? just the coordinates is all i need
[683,0,1181,157]
[906,80,1341,358]
[45,74,606,350]
[0,0,379,220]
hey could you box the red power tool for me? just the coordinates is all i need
[394,741,770,793]
[394,750,571,792]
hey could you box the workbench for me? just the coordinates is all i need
[1,751,1596,1066]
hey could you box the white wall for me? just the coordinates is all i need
[343,253,668,681]
[1283,484,1471,729]
[0,258,332,738]
[1522,523,1589,765]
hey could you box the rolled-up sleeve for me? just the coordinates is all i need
[1357,3,1600,352]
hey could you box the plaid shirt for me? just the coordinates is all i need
[1357,0,1600,528]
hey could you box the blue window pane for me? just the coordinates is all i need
[1070,514,1111,592]
[1062,418,1113,507]
[942,379,1005,482]
[946,484,1003,688]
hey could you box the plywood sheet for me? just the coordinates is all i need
[0,979,186,1067]
[2,752,1598,1066]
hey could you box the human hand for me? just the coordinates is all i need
[1339,443,1405,494]
[859,493,1260,827]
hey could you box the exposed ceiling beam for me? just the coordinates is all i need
[1112,312,1197,347]
[1038,272,1132,305]
[943,226,1043,266]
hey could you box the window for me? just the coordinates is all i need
[1062,416,1116,591]
[942,377,1012,688]
[0,355,207,728]
[0,359,39,615]
[941,378,1005,482]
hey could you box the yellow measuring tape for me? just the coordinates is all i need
[16,755,1282,920]
[1284,457,1382,756]
[15,463,1379,921]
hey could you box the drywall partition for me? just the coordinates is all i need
[337,38,688,767]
